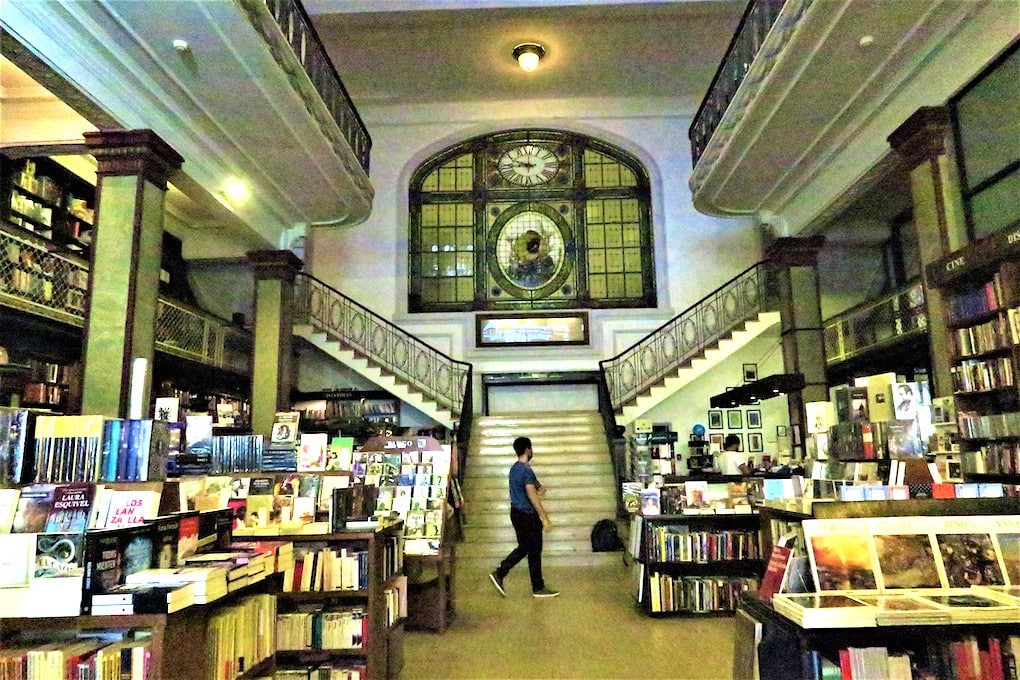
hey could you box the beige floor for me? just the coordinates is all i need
[400,561,737,680]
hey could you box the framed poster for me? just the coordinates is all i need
[747,409,762,429]
[709,433,724,451]
[476,312,589,347]
[776,425,788,437]
[708,410,724,430]
[727,410,743,430]
[748,432,764,452]
[743,363,758,382]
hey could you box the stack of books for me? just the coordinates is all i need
[125,565,229,604]
[89,582,196,615]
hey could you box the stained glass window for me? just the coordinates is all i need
[408,130,654,312]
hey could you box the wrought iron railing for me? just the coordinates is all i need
[689,0,786,166]
[254,0,372,173]
[294,273,473,419]
[600,262,771,411]
[0,222,252,374]
[823,281,927,365]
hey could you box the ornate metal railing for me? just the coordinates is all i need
[252,0,372,173]
[823,281,927,365]
[294,273,473,418]
[0,221,252,373]
[600,262,770,411]
[689,0,786,166]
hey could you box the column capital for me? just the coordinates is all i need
[247,249,304,282]
[765,235,825,268]
[84,129,184,189]
[888,106,952,169]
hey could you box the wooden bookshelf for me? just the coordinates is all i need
[273,522,405,680]
[635,512,763,617]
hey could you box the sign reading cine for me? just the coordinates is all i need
[476,312,589,347]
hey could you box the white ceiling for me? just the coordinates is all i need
[304,0,746,106]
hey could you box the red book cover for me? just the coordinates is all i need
[988,637,1003,680]
[838,648,852,680]
[931,483,958,499]
[757,545,792,603]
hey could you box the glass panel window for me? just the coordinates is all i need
[409,130,654,312]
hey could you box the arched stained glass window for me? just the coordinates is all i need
[408,129,655,312]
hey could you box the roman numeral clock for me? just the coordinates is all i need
[496,143,560,186]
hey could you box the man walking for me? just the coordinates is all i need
[490,436,559,598]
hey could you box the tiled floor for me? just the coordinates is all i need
[400,561,737,680]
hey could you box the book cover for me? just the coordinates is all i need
[150,515,181,569]
[184,414,214,457]
[326,436,355,471]
[318,474,351,514]
[153,396,180,422]
[269,412,300,446]
[0,533,35,587]
[996,532,1020,585]
[758,545,793,603]
[805,529,878,591]
[298,432,328,471]
[11,483,56,533]
[872,532,942,589]
[177,511,200,562]
[81,523,155,613]
[34,531,84,578]
[0,408,30,486]
[102,489,160,529]
[0,488,21,533]
[936,532,1005,588]
[640,486,661,516]
[44,482,95,532]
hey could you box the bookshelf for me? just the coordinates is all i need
[292,389,400,430]
[273,523,406,680]
[928,226,1020,484]
[1,155,95,255]
[634,512,763,617]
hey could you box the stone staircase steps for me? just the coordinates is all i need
[459,410,621,568]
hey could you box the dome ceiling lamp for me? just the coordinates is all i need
[513,43,546,73]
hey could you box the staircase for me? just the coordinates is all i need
[458,411,621,569]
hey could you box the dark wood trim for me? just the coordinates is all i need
[247,249,303,282]
[887,106,952,169]
[764,236,825,268]
[84,129,184,189]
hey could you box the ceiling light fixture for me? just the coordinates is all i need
[172,39,190,52]
[513,43,545,73]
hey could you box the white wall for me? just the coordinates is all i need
[308,96,758,388]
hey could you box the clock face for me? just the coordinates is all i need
[497,144,559,186]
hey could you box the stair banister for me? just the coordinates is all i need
[293,273,473,438]
[599,261,772,414]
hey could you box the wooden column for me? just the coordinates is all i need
[81,130,183,417]
[765,236,827,460]
[247,250,303,436]
[888,106,968,400]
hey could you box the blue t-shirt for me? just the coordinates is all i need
[508,461,539,513]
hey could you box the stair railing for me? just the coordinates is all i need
[293,273,473,428]
[599,262,772,414]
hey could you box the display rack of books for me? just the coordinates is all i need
[929,237,1020,488]
[1,155,96,254]
[735,509,1020,680]
[292,390,400,429]
[18,358,80,412]
[273,520,406,680]
[633,510,763,617]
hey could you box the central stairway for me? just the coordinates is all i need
[458,411,621,568]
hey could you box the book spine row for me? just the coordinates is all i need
[948,276,1006,324]
[273,663,365,679]
[383,575,408,627]
[952,357,1015,393]
[0,637,152,680]
[956,313,1020,357]
[33,415,104,483]
[0,408,30,486]
[206,593,277,680]
[958,411,1020,440]
[276,608,367,650]
[382,535,404,580]
[284,548,369,592]
[650,528,759,563]
[646,573,757,614]
[208,435,265,474]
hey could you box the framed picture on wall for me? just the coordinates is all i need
[743,363,758,382]
[709,433,724,451]
[747,410,762,429]
[708,410,724,430]
[727,433,744,452]
[748,432,764,452]
[727,410,743,430]
[776,425,788,437]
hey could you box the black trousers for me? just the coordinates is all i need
[496,508,545,592]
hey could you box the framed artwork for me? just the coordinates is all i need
[709,434,724,451]
[727,410,743,430]
[776,425,788,437]
[708,410,724,430]
[747,409,762,429]
[475,312,589,347]
[748,432,764,453]
[727,433,744,452]
[742,363,758,382]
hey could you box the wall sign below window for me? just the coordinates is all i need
[476,312,589,347]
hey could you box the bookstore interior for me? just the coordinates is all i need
[0,8,1018,680]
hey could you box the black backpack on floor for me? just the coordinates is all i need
[590,518,624,552]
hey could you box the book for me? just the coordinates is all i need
[0,487,21,533]
[758,544,793,603]
[269,411,300,446]
[11,483,56,533]
[0,533,35,587]
[176,510,200,562]
[326,436,355,471]
[298,432,328,471]
[33,531,85,578]
[0,408,30,486]
[43,482,95,532]
[94,486,162,529]
[80,523,155,613]
[640,486,661,516]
